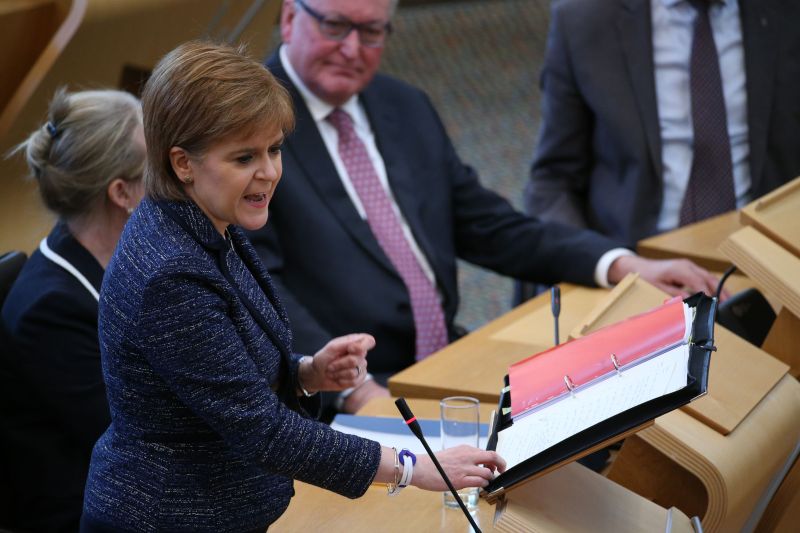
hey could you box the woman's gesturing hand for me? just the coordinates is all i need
[298,333,376,394]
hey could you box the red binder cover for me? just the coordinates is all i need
[508,297,687,417]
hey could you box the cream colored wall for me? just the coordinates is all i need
[0,0,282,253]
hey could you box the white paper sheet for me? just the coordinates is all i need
[496,343,690,469]
[330,415,489,457]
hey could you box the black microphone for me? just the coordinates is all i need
[551,285,561,346]
[395,398,482,533]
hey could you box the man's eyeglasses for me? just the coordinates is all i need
[295,0,392,48]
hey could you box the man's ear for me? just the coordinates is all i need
[169,146,192,182]
[280,0,296,44]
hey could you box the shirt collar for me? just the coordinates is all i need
[48,221,105,292]
[279,45,362,125]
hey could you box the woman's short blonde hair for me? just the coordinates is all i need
[142,41,295,201]
[11,88,144,219]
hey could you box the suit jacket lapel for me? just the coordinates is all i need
[617,0,662,180]
[268,57,398,275]
[739,0,778,190]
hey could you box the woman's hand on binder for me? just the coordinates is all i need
[608,256,729,301]
[413,446,507,491]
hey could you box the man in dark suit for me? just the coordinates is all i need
[249,0,720,414]
[526,0,800,247]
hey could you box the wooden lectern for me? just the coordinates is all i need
[719,177,800,377]
[716,177,800,532]
[571,275,800,533]
[390,279,799,532]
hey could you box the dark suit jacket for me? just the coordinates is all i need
[526,0,800,247]
[0,223,108,533]
[82,199,379,531]
[248,54,621,379]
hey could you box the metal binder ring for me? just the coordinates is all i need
[610,353,621,376]
[563,374,576,396]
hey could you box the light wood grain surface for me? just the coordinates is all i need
[637,210,742,271]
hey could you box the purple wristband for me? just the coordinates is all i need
[398,448,416,466]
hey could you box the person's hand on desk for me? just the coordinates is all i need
[297,333,376,394]
[342,380,391,414]
[375,445,506,492]
[608,255,730,301]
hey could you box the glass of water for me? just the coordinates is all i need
[440,396,480,510]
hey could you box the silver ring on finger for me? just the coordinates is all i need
[356,365,361,377]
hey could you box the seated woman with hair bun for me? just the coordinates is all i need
[0,88,145,532]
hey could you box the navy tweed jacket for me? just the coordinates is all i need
[82,199,381,532]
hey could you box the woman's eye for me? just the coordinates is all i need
[269,145,283,155]
[236,154,253,164]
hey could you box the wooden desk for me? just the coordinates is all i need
[272,482,497,533]
[272,398,497,533]
[637,211,741,271]
[272,398,695,533]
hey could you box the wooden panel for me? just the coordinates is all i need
[637,210,742,272]
[0,1,64,114]
[607,435,708,520]
[569,274,789,435]
[755,454,800,533]
[632,375,800,532]
[740,176,800,259]
[761,308,800,378]
[494,463,694,533]
[0,0,282,253]
[0,0,84,142]
[357,396,497,422]
[720,226,800,318]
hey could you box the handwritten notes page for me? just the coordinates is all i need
[496,343,689,469]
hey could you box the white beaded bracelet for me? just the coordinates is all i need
[389,449,416,496]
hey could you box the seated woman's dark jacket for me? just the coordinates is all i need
[0,222,108,533]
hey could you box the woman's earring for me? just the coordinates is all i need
[126,206,134,215]
[184,175,193,184]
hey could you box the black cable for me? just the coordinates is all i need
[715,264,737,305]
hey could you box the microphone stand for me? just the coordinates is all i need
[395,398,482,533]
[551,285,561,346]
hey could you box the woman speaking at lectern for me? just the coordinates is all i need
[80,41,505,532]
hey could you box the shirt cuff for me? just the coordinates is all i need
[334,373,374,412]
[594,248,635,288]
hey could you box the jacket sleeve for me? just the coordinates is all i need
[526,1,593,229]
[412,91,620,287]
[135,270,381,498]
